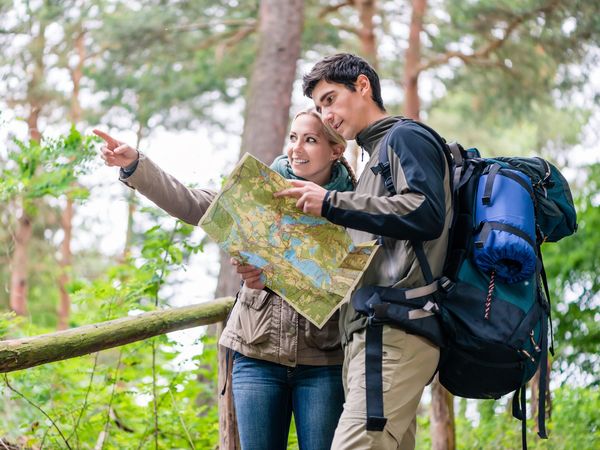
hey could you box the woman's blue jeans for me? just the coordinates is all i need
[231,352,344,450]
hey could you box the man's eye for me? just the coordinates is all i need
[326,95,334,104]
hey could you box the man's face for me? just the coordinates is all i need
[311,79,368,140]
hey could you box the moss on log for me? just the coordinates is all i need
[0,297,235,373]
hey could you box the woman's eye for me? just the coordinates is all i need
[307,137,317,143]
[289,135,297,142]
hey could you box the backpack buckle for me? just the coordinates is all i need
[367,302,390,325]
[383,177,396,194]
[439,276,455,294]
[370,161,389,176]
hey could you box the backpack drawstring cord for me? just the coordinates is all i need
[484,270,496,320]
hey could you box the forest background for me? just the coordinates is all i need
[0,0,599,449]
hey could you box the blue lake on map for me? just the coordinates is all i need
[280,215,326,227]
[238,252,269,269]
[283,249,331,287]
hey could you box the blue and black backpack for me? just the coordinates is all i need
[352,118,577,448]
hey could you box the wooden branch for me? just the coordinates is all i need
[0,297,235,373]
[193,25,256,52]
[417,0,561,74]
[168,18,257,32]
[337,24,361,36]
[319,1,354,17]
[215,24,257,59]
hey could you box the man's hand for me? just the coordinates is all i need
[93,129,139,168]
[231,258,266,290]
[274,180,327,216]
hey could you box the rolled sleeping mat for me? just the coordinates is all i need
[473,163,537,284]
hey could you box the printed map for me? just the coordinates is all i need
[198,153,379,328]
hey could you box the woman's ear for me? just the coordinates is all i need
[331,144,345,160]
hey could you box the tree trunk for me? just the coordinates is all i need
[26,105,42,143]
[9,19,46,316]
[530,357,552,434]
[9,212,32,316]
[57,198,73,330]
[430,375,455,450]
[355,0,378,68]
[58,29,86,330]
[347,0,379,179]
[123,125,144,260]
[215,0,304,299]
[0,297,235,373]
[10,109,40,316]
[214,1,304,448]
[217,322,240,450]
[403,0,426,120]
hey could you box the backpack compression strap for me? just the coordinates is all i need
[365,321,387,431]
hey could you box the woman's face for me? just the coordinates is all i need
[286,114,343,186]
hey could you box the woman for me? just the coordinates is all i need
[95,109,356,450]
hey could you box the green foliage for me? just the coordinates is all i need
[0,127,97,205]
[415,387,600,449]
[428,90,590,157]
[542,163,600,382]
[1,218,216,449]
[71,216,202,322]
[1,1,599,448]
[88,0,260,133]
[429,0,600,118]
[1,333,220,449]
[0,311,23,338]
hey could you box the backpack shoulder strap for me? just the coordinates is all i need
[371,118,452,195]
[370,118,453,284]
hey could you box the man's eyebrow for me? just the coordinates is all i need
[318,90,335,104]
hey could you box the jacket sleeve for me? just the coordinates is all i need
[322,124,447,241]
[119,152,216,225]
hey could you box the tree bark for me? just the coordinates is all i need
[58,28,86,330]
[9,213,32,316]
[0,297,235,373]
[214,1,304,448]
[9,18,46,316]
[215,0,304,299]
[57,198,73,330]
[355,0,378,68]
[123,125,144,260]
[403,0,426,120]
[10,111,40,317]
[430,375,455,450]
[217,321,240,450]
[530,357,552,434]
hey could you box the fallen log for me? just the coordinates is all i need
[0,297,234,373]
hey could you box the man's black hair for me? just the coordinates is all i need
[302,53,385,112]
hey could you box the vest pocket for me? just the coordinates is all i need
[235,288,272,345]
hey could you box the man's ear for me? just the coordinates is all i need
[356,74,371,96]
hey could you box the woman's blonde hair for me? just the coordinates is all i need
[292,108,358,186]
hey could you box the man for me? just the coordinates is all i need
[273,53,453,449]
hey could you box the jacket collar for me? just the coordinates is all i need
[356,115,404,156]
